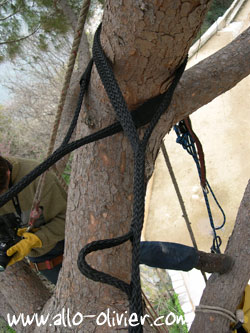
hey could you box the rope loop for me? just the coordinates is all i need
[79,24,187,332]
[77,232,132,297]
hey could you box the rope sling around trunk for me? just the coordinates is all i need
[0,24,187,333]
[77,24,187,333]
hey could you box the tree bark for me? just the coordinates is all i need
[190,180,250,333]
[33,1,214,332]
[1,1,249,333]
[0,261,52,332]
[0,292,16,324]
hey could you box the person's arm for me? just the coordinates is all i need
[30,175,67,256]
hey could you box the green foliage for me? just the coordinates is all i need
[195,0,234,41]
[0,0,73,61]
[166,293,188,333]
[141,266,188,332]
[5,327,15,333]
[0,0,105,61]
[206,0,234,25]
[0,316,15,332]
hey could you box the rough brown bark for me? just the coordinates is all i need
[190,180,250,333]
[0,292,16,322]
[32,2,213,332]
[0,261,52,311]
[194,251,233,274]
[1,1,249,333]
[0,261,52,332]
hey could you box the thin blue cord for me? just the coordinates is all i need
[173,124,226,253]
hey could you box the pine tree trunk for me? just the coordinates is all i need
[34,1,212,332]
[1,2,250,333]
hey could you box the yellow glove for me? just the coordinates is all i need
[7,232,42,266]
[17,228,27,237]
[17,227,39,236]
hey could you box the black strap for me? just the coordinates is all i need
[10,179,22,218]
[77,24,187,333]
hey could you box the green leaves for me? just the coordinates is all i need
[0,0,105,61]
[0,0,76,61]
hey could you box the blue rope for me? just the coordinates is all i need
[174,123,226,254]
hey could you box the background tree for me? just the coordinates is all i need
[1,35,72,159]
[0,0,103,163]
[0,0,103,61]
[0,1,249,332]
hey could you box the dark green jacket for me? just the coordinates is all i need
[0,157,67,257]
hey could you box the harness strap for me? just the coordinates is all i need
[29,254,63,271]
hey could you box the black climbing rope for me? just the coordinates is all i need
[77,24,187,332]
[0,24,187,332]
[0,68,166,207]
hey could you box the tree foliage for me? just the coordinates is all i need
[0,0,103,61]
[0,35,73,159]
[0,0,102,159]
[0,0,68,61]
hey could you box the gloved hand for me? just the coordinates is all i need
[17,227,39,236]
[17,228,27,237]
[7,232,42,266]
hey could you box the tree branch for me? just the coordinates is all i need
[0,8,21,21]
[170,26,250,126]
[146,26,250,169]
[0,26,40,45]
[0,261,52,330]
[190,179,250,332]
[0,0,8,6]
